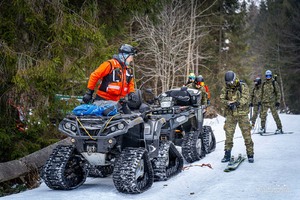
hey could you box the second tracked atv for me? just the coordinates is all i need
[146,86,216,164]
[42,93,183,194]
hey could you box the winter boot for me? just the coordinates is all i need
[275,128,283,134]
[221,150,231,163]
[248,155,254,163]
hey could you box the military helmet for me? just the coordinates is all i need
[225,71,236,84]
[195,75,204,83]
[254,77,262,85]
[119,44,137,56]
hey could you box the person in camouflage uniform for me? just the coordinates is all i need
[187,75,207,106]
[259,70,282,134]
[249,77,262,127]
[220,71,254,163]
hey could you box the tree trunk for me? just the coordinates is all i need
[0,138,72,183]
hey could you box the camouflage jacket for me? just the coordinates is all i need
[220,82,250,116]
[260,79,281,103]
[187,83,207,106]
[250,85,261,105]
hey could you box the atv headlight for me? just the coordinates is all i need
[110,126,116,132]
[64,122,71,129]
[160,97,173,108]
[71,124,77,131]
[117,123,125,130]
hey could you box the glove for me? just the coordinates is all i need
[227,102,237,110]
[249,103,253,107]
[128,92,138,102]
[275,102,280,107]
[82,89,94,104]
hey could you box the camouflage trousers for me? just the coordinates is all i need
[250,105,260,125]
[224,114,254,155]
[260,102,282,129]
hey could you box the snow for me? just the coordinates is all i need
[2,113,300,200]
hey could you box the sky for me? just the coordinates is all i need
[2,112,300,200]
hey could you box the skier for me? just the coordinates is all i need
[249,77,262,128]
[259,70,283,134]
[220,71,254,163]
[184,72,196,87]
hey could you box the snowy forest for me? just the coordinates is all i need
[0,0,299,190]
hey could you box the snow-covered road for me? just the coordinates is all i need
[2,113,299,200]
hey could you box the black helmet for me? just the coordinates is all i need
[119,44,137,56]
[225,71,236,84]
[254,77,261,85]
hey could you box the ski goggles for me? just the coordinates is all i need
[266,75,272,79]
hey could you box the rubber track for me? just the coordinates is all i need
[42,145,87,190]
[181,131,203,163]
[202,125,216,154]
[112,148,154,194]
[152,141,184,181]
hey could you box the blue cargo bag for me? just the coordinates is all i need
[72,101,118,116]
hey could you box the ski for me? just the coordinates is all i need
[224,154,246,172]
[258,131,293,136]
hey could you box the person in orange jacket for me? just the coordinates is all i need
[82,44,138,104]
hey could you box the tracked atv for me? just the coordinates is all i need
[148,87,216,164]
[42,94,183,194]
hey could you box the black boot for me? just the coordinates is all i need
[248,155,254,163]
[221,150,231,163]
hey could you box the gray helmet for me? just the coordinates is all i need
[195,75,204,83]
[119,44,137,56]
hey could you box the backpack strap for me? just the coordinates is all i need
[99,61,113,92]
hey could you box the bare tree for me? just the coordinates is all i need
[132,0,212,94]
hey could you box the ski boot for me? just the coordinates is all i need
[259,127,266,133]
[221,150,231,163]
[251,122,255,129]
[275,128,283,134]
[247,155,254,163]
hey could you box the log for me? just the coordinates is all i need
[0,137,72,183]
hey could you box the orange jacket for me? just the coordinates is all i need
[204,85,211,99]
[87,59,135,101]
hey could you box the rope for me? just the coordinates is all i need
[76,116,96,140]
[103,114,120,130]
[182,163,213,170]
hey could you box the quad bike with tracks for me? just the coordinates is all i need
[146,87,216,164]
[42,93,183,194]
